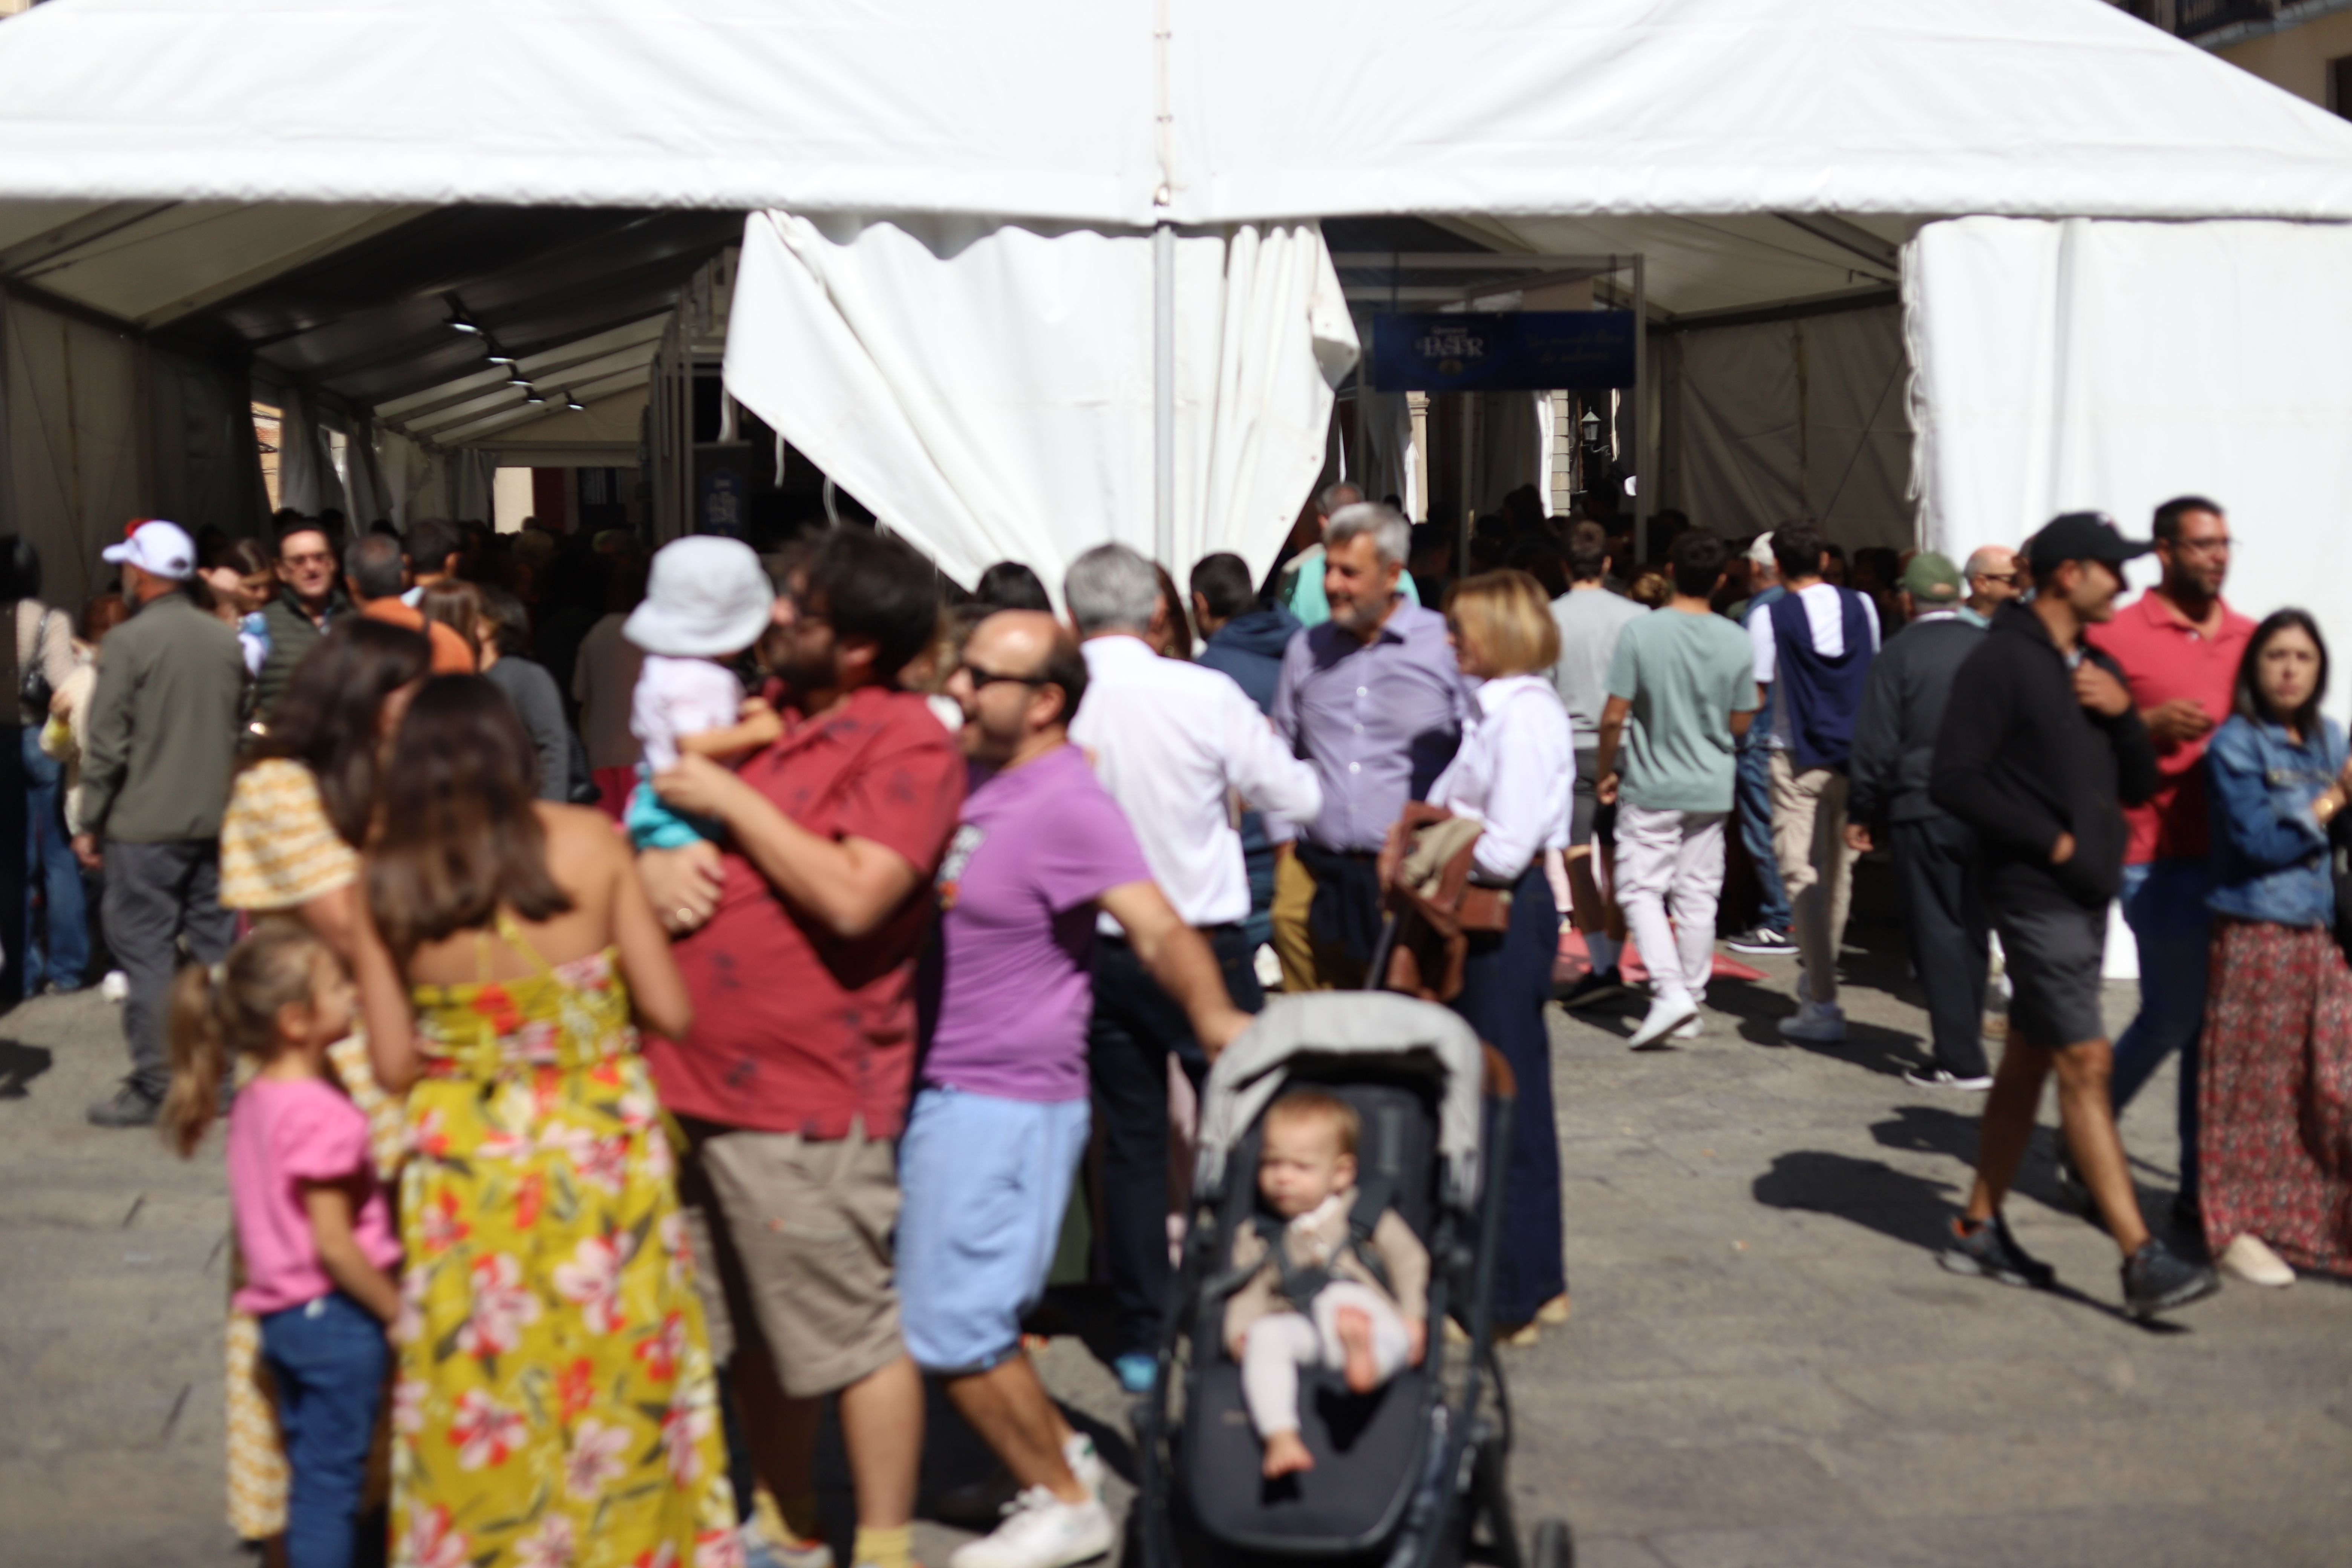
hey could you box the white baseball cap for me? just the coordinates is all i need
[624,535,775,658]
[1747,531,1776,568]
[102,520,197,581]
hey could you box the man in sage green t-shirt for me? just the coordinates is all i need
[1594,530,1759,1048]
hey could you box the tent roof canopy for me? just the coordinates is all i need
[5,0,2349,231]
[4,0,2350,435]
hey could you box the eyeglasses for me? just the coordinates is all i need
[282,551,334,568]
[1974,572,2019,586]
[954,660,1047,690]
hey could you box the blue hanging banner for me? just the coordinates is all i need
[1371,311,1636,392]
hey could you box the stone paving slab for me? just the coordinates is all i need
[5,868,2350,1566]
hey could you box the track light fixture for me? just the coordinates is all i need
[524,389,545,404]
[564,392,585,412]
[485,350,516,365]
[446,295,482,335]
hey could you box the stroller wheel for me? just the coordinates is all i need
[1531,1517,1573,1568]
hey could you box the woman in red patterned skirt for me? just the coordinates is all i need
[2199,609,2352,1286]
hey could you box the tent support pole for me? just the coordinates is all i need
[1153,220,1175,568]
[1632,252,1649,562]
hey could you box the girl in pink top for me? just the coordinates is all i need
[165,924,400,1568]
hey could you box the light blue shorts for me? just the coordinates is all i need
[897,1087,1091,1374]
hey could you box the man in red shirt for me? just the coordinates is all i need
[2083,496,2251,1219]
[641,528,963,1568]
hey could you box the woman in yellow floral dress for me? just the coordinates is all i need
[351,676,738,1568]
[215,619,432,1547]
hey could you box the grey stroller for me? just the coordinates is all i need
[1130,991,1572,1567]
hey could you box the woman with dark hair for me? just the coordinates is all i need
[974,558,1053,612]
[6,534,89,997]
[473,585,574,802]
[1150,560,1194,659]
[417,577,484,672]
[350,677,735,1567]
[2197,607,2352,1286]
[199,537,278,677]
[211,616,432,1550]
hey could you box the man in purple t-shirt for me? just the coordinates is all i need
[906,611,1250,1566]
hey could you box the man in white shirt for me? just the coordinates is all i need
[1064,543,1321,1390]
[1749,522,1881,1043]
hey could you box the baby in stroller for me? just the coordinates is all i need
[1224,1088,1430,1478]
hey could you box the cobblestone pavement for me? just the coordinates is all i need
[6,881,2349,1567]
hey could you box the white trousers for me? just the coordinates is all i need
[1239,1281,1410,1438]
[1612,805,1729,1011]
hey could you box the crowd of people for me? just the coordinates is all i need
[6,473,2348,1567]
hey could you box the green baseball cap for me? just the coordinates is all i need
[1900,551,1963,603]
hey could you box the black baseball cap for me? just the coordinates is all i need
[2028,511,2153,577]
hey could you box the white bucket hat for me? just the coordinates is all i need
[101,519,197,581]
[624,536,775,658]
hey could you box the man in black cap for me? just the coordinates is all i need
[1929,513,2220,1319]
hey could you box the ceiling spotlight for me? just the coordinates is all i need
[564,392,585,412]
[485,351,516,365]
[524,389,545,404]
[508,370,530,386]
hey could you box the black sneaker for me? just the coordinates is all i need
[2121,1237,2221,1320]
[1939,1214,2057,1289]
[1557,969,1627,1010]
[1726,926,1796,956]
[87,1080,162,1129]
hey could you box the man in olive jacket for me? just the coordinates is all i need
[75,522,246,1127]
[251,518,349,727]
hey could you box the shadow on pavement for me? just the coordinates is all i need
[0,1038,52,1097]
[1711,978,1929,1080]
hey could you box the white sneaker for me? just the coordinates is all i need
[935,1433,1107,1527]
[1064,1433,1106,1503]
[1671,1013,1704,1040]
[948,1487,1115,1568]
[1628,995,1699,1049]
[1776,1000,1845,1044]
[100,970,129,1003]
[2217,1233,2295,1288]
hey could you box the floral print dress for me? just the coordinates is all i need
[392,915,739,1568]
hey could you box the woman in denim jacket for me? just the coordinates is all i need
[2200,608,2352,1286]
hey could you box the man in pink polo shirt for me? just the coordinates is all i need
[2082,496,2251,1220]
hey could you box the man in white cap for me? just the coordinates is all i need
[78,521,248,1127]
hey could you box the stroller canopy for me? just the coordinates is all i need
[1197,993,1486,1206]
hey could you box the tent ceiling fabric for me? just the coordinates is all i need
[0,197,735,452]
[0,0,2345,439]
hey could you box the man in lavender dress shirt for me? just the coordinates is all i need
[1270,503,1477,989]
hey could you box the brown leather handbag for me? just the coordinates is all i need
[1375,803,1512,1001]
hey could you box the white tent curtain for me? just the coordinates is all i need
[1355,389,1416,520]
[2,288,142,608]
[723,211,1358,591]
[376,428,439,528]
[275,384,345,521]
[1908,214,2352,714]
[1659,304,1912,547]
[1476,391,1545,521]
[342,414,391,530]
[447,448,497,523]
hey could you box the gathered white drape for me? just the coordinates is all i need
[723,211,1359,593]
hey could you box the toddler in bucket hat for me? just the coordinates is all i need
[621,535,782,850]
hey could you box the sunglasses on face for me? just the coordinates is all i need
[955,660,1047,690]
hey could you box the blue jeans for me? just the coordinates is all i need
[21,729,87,995]
[2109,858,2211,1194]
[258,1292,387,1568]
[1735,742,1791,933]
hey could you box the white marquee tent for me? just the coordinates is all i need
[4,0,2352,650]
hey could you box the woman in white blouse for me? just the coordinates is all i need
[1424,569,1575,1343]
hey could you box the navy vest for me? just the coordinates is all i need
[1768,588,1875,772]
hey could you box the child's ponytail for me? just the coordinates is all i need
[162,962,229,1158]
[159,920,337,1158]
